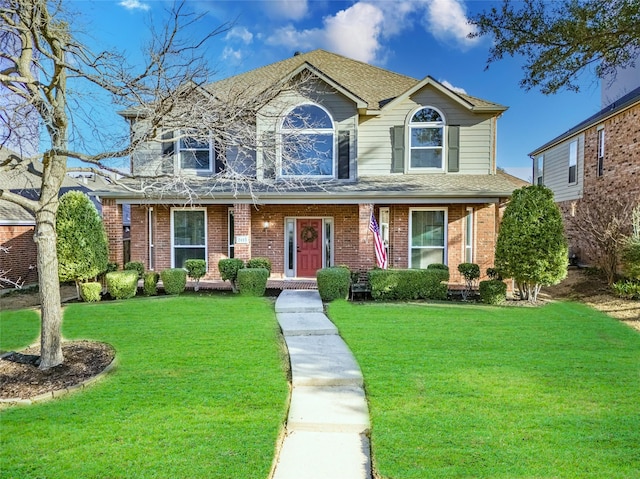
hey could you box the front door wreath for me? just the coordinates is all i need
[300,225,318,243]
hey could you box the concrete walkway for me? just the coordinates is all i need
[272,290,372,479]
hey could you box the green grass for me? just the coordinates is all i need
[0,295,288,479]
[328,300,640,479]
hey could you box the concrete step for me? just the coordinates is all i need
[272,431,371,479]
[276,312,338,336]
[275,290,324,313]
[287,386,370,434]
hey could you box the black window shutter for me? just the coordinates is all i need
[263,132,276,180]
[214,143,225,174]
[392,125,404,173]
[338,130,350,179]
[448,125,460,173]
[162,130,175,157]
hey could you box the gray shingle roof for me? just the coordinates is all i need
[208,49,505,112]
[97,171,527,203]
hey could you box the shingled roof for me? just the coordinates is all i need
[208,49,505,112]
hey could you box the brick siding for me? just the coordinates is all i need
[0,225,38,285]
[119,201,500,284]
[562,102,640,264]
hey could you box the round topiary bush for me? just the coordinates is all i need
[316,267,350,302]
[247,257,272,274]
[106,271,139,300]
[185,259,207,291]
[479,280,507,305]
[237,268,269,296]
[80,281,102,302]
[124,261,145,279]
[218,258,245,293]
[160,268,187,295]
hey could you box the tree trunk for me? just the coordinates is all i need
[35,206,63,370]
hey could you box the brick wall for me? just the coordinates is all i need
[562,102,640,264]
[0,225,38,285]
[123,201,501,283]
[102,198,123,267]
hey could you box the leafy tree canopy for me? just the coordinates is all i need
[470,0,640,94]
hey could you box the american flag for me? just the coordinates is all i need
[369,212,388,269]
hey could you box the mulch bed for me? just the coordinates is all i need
[0,340,115,400]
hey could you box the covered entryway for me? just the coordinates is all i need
[296,218,323,277]
[284,217,333,278]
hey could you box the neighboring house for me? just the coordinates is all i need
[99,50,526,285]
[0,148,107,286]
[529,85,640,264]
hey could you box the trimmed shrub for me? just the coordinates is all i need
[237,268,269,296]
[317,267,351,302]
[247,257,272,274]
[106,262,119,273]
[495,185,568,302]
[218,258,245,293]
[611,280,640,300]
[143,271,160,296]
[185,259,207,291]
[125,261,145,279]
[106,271,139,300]
[479,280,507,305]
[458,263,480,300]
[80,282,102,302]
[427,263,449,273]
[161,268,187,295]
[369,269,449,301]
[56,190,109,299]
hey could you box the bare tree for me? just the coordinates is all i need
[0,246,24,289]
[569,197,636,284]
[0,0,326,369]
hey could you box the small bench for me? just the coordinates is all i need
[350,270,371,300]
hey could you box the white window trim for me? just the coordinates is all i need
[408,207,448,268]
[228,207,234,259]
[148,207,154,270]
[278,102,336,179]
[464,207,474,264]
[170,207,208,269]
[407,106,446,173]
[597,126,605,177]
[176,131,214,173]
[568,140,578,185]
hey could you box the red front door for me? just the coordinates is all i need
[296,218,323,277]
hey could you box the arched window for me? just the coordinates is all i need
[408,107,445,170]
[280,104,334,177]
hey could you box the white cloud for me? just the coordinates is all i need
[118,0,150,12]
[267,2,385,64]
[225,27,254,45]
[440,80,467,95]
[222,47,243,62]
[424,0,479,49]
[266,0,309,21]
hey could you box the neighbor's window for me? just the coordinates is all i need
[280,104,334,177]
[177,132,213,171]
[597,127,605,177]
[568,140,578,184]
[172,209,207,268]
[410,208,447,268]
[464,207,473,263]
[409,107,445,170]
[536,155,544,185]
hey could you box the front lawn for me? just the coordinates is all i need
[328,301,640,479]
[0,296,288,479]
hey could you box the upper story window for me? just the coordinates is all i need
[568,140,578,184]
[177,133,213,172]
[409,107,445,170]
[597,127,605,177]
[280,104,334,177]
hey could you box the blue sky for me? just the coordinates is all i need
[69,0,606,180]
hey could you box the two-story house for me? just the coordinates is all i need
[99,50,525,285]
[529,83,640,265]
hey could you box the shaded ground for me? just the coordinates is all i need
[0,270,637,402]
